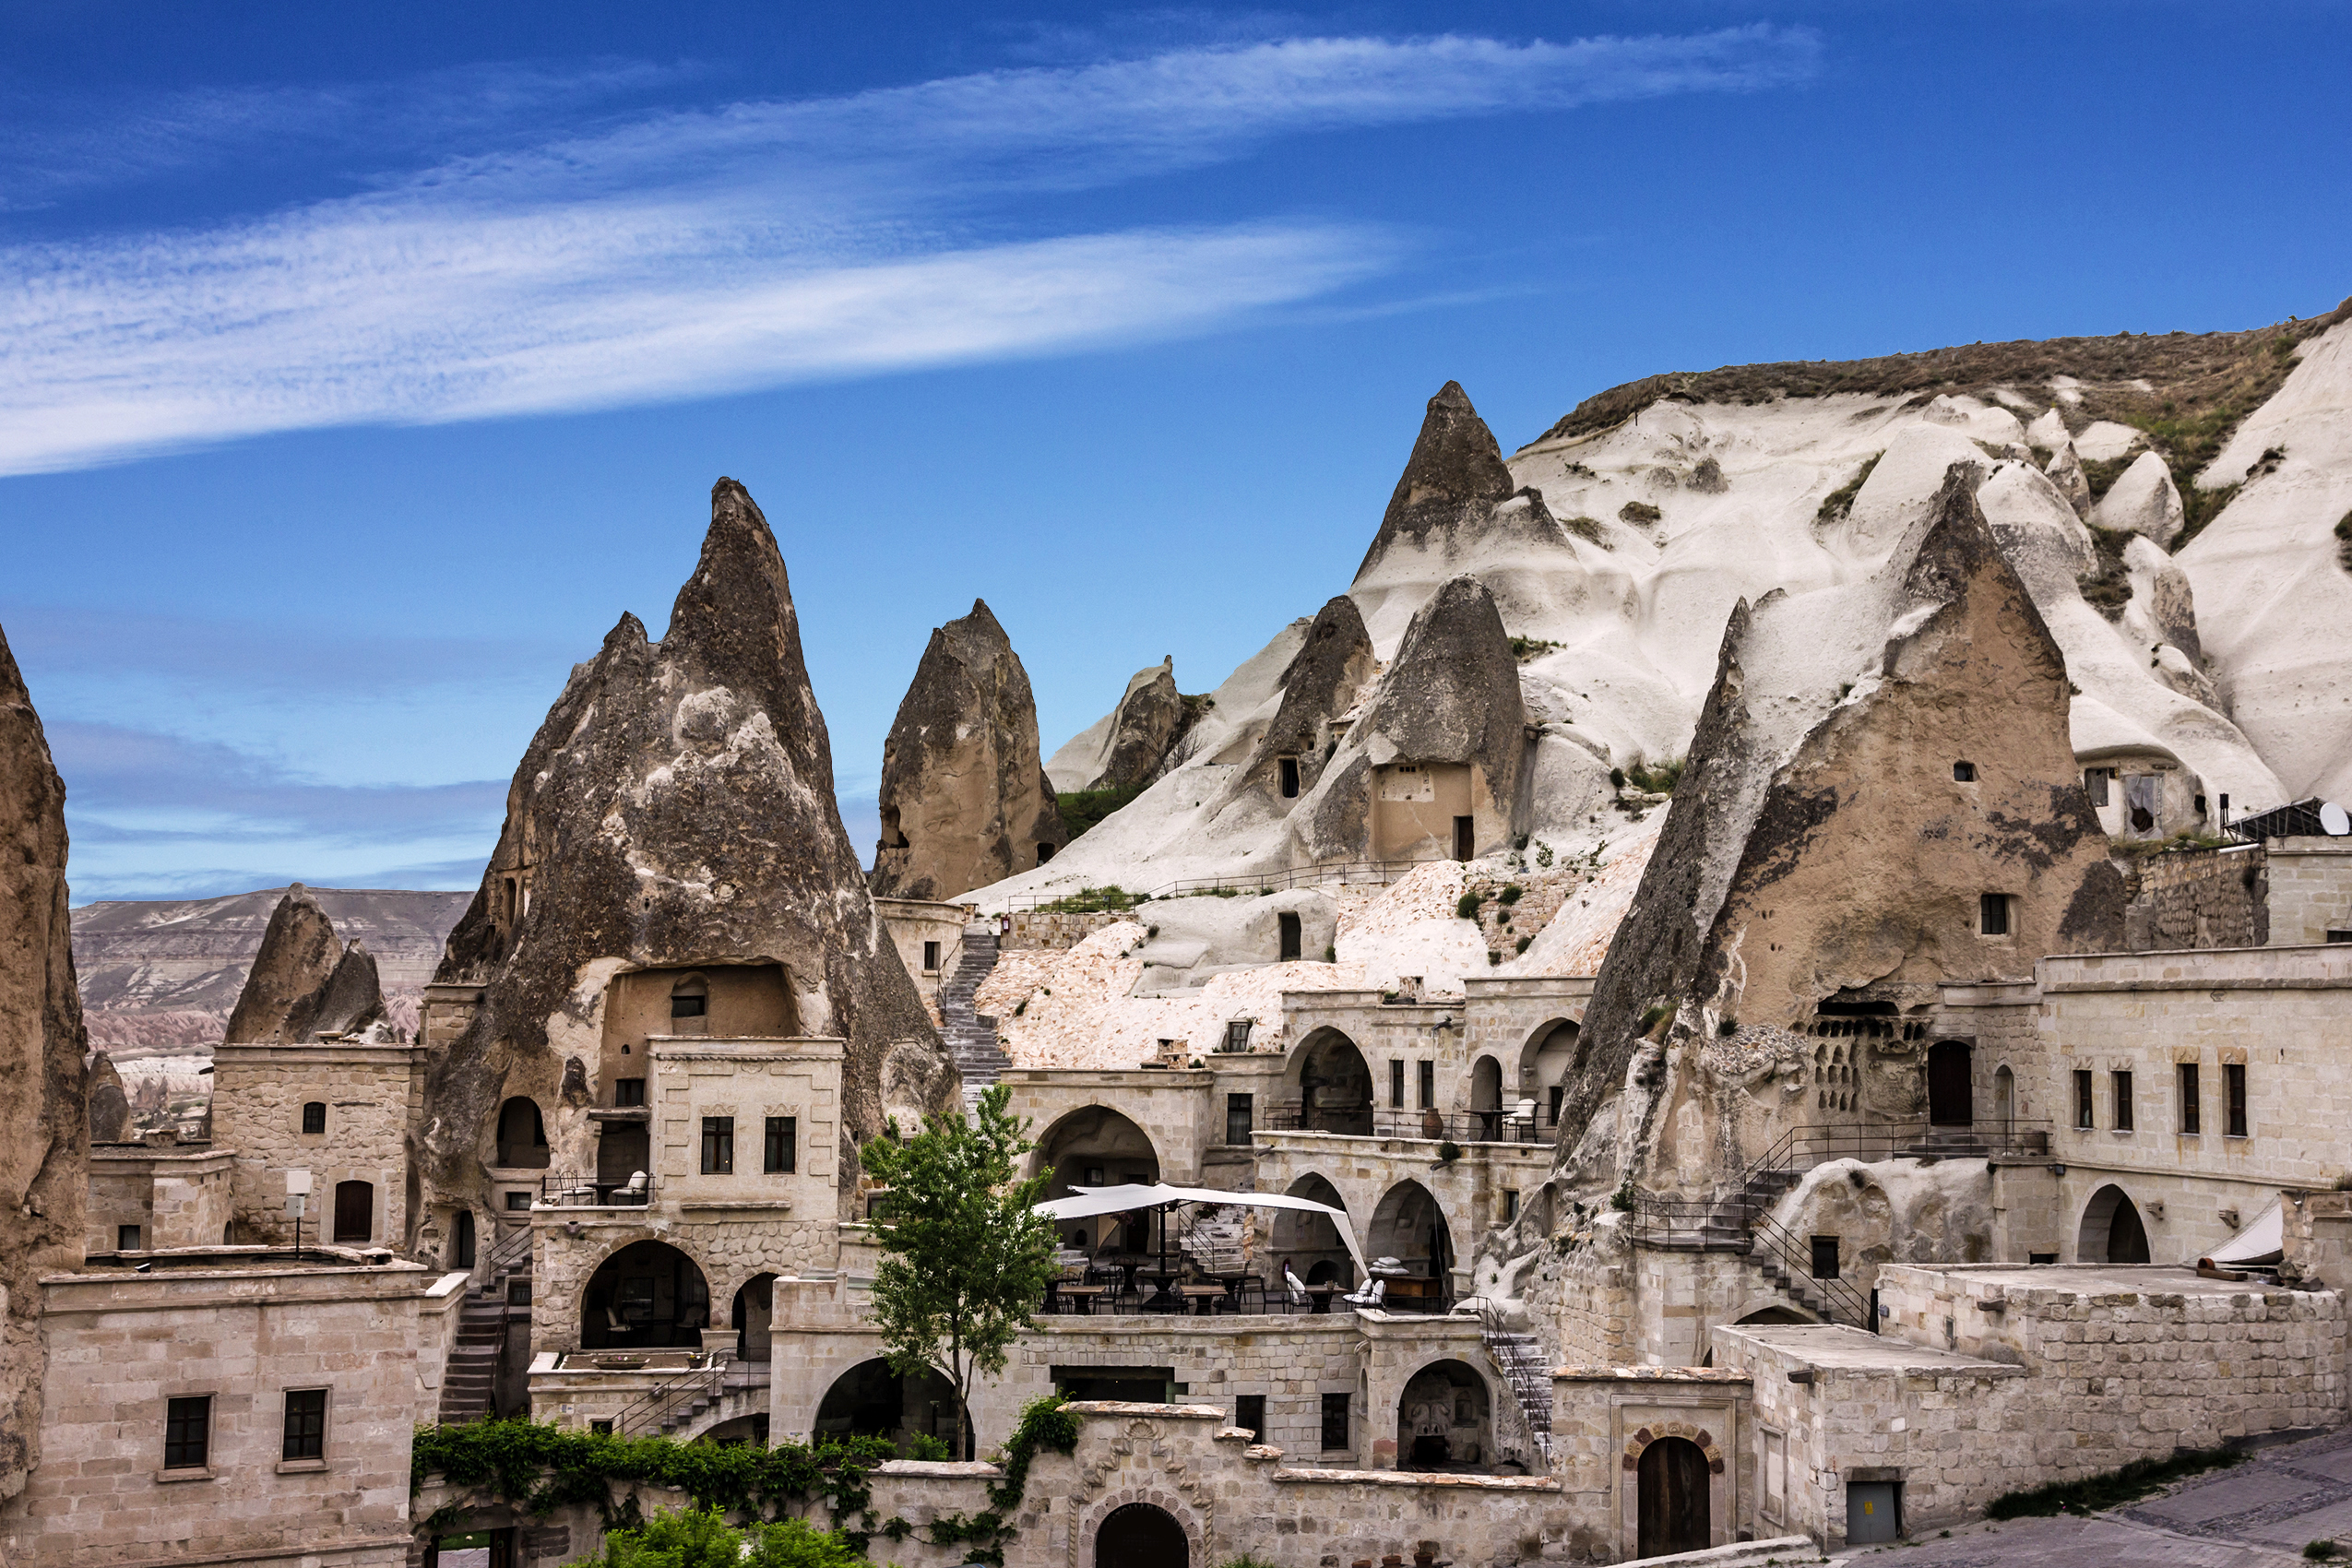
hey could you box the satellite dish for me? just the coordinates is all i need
[2322,802,2351,837]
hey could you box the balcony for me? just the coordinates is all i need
[1265,1107,1554,1146]
[539,1171,651,1207]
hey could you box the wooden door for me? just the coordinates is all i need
[1453,815,1475,861]
[1927,1040,1973,1127]
[332,1180,373,1243]
[1637,1437,1710,1557]
[1095,1503,1186,1568]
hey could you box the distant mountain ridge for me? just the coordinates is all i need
[72,885,471,1051]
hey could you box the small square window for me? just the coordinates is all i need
[505,1191,531,1211]
[302,1102,327,1135]
[590,1419,613,1435]
[163,1395,211,1470]
[764,1116,796,1174]
[282,1389,327,1461]
[1810,1235,1840,1280]
[1978,893,2011,937]
[612,1077,646,1108]
[117,1224,142,1251]
[1320,1392,1350,1451]
[1953,761,1977,782]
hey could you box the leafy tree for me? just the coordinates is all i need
[594,1504,861,1568]
[858,1083,1061,1460]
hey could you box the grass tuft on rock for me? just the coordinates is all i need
[1984,1444,2242,1520]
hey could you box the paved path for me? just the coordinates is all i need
[1823,1425,2352,1567]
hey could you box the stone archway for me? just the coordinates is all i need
[1271,1172,1353,1289]
[1520,1018,1581,1131]
[1094,1502,1187,1568]
[814,1356,966,1457]
[2079,1184,2151,1264]
[493,1097,550,1168]
[1074,1483,1205,1568]
[581,1238,710,1349]
[1034,1106,1161,1254]
[1467,1055,1504,1139]
[1396,1358,1491,1472]
[1638,1436,1712,1557]
[1289,1028,1373,1135]
[1369,1179,1452,1305]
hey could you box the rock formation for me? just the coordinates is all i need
[2045,440,2092,516]
[1241,594,1375,800]
[0,621,88,1503]
[2091,449,2187,545]
[86,1051,131,1144]
[1048,658,1192,794]
[1297,575,1526,861]
[427,479,948,1218]
[1355,381,1518,577]
[221,885,390,1042]
[1555,468,2125,1186]
[871,600,1066,900]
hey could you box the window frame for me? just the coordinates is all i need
[1319,1391,1350,1452]
[1978,892,2012,937]
[117,1223,142,1251]
[612,1077,647,1108]
[2111,1070,2134,1133]
[1417,1060,1434,1111]
[1224,1093,1253,1147]
[163,1394,212,1472]
[763,1115,796,1175]
[1389,1060,1405,1110]
[281,1387,329,1463]
[301,1101,327,1135]
[2225,1063,2249,1138]
[2178,1063,2200,1136]
[2073,1069,2096,1130]
[701,1116,735,1175]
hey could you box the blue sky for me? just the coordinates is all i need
[3,2,2346,902]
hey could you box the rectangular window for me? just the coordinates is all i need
[1320,1392,1350,1451]
[1810,1235,1840,1280]
[1978,892,2010,936]
[1225,1094,1253,1146]
[163,1395,211,1470]
[282,1388,327,1461]
[1418,1061,1434,1111]
[2178,1063,2200,1135]
[921,940,941,973]
[117,1224,142,1251]
[1502,1189,1519,1223]
[1764,1430,1787,1514]
[302,1102,327,1134]
[2226,1063,2248,1137]
[2112,1071,2133,1132]
[2085,767,2111,806]
[1548,1085,1565,1127]
[1223,1019,1253,1052]
[2073,1069,2096,1130]
[1277,912,1301,961]
[764,1116,796,1174]
[590,1419,614,1435]
[505,1191,531,1211]
[613,1077,646,1108]
[1390,1060,1405,1110]
[1235,1395,1265,1443]
[701,1117,734,1175]
[1278,757,1301,798]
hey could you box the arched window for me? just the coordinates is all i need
[301,1102,327,1135]
[495,1098,549,1168]
[669,974,709,1035]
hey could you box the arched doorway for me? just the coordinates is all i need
[494,1097,550,1168]
[2079,1185,2151,1265]
[582,1240,709,1348]
[1467,1056,1503,1140]
[1926,1041,1973,1127]
[1992,1065,2015,1131]
[1271,1173,1354,1289]
[814,1357,967,1458]
[1034,1107,1161,1255]
[1637,1436,1711,1557]
[1095,1503,1187,1568]
[1369,1180,1452,1309]
[1292,1028,1373,1135]
[1396,1359,1491,1471]
[731,1274,775,1361]
[332,1180,374,1243]
[1522,1019,1580,1131]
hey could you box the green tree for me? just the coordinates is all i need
[594,1504,861,1568]
[858,1083,1061,1460]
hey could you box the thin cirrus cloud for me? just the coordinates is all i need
[0,27,1820,477]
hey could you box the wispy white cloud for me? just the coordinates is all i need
[0,27,1820,476]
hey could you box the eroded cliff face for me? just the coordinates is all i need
[426,479,948,1223]
[870,599,1065,901]
[1558,469,2123,1193]
[1241,594,1375,800]
[221,885,390,1043]
[0,624,88,1503]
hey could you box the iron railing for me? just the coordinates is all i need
[1467,1295,1555,1468]
[1265,1106,1556,1146]
[1752,1212,1872,1328]
[487,1220,533,1278]
[1039,1275,1455,1318]
[539,1171,652,1207]
[612,1349,733,1439]
[1001,857,1446,913]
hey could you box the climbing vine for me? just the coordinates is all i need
[411,1420,893,1537]
[872,1394,1081,1567]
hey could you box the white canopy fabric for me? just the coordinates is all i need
[1036,1182,1370,1277]
[2201,1197,2284,1269]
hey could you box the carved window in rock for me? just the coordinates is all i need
[1952,761,1977,782]
[670,975,709,1035]
[1978,893,2012,937]
[1278,756,1301,798]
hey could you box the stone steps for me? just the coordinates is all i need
[939,928,1009,1109]
[435,1301,511,1424]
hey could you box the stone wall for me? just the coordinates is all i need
[1005,910,1125,951]
[4,1254,464,1568]
[873,898,972,1015]
[1532,1220,1638,1369]
[1253,1131,1552,1298]
[86,1144,235,1254]
[2266,837,2352,946]
[210,1040,423,1247]
[1549,1366,1753,1560]
[2120,844,2267,950]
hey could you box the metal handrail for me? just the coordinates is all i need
[1264,1107,1553,1146]
[1466,1294,1554,1467]
[1000,857,1447,913]
[1750,1212,1873,1328]
[540,1171,652,1206]
[487,1220,532,1277]
[612,1348,733,1439]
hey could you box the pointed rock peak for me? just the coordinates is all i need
[1355,382,1516,576]
[223,887,343,1044]
[1360,576,1524,792]
[1246,595,1374,797]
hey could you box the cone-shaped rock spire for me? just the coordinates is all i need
[1355,381,1517,577]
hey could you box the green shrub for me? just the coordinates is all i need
[1623,758,1684,795]
[1984,1444,2241,1519]
[1456,891,1484,920]
[1639,1004,1670,1037]
[1515,935,1532,955]
[1437,1141,1463,1162]
[2304,1542,2341,1561]
[1499,885,1523,905]
[2336,511,2352,573]
[1056,785,1142,841]
[1039,885,1141,914]
[1813,452,1883,528]
[597,1508,865,1568]
[900,1431,950,1462]
[1562,515,1606,546]
[1619,501,1663,525]
[1508,635,1563,661]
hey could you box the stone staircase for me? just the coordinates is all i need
[435,1294,509,1423]
[620,1360,770,1441]
[1479,1321,1556,1468]
[940,925,1009,1108]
